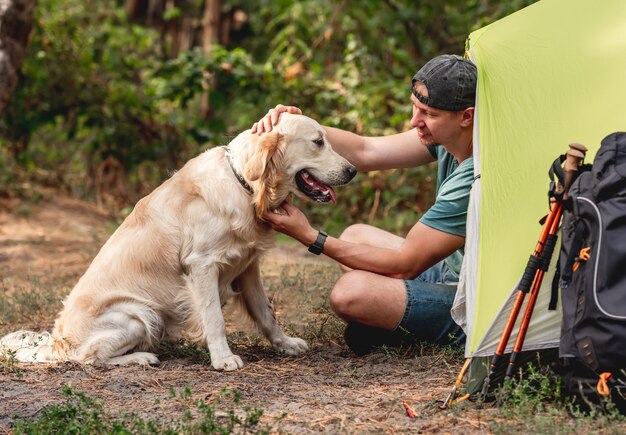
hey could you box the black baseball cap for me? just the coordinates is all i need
[411,54,477,111]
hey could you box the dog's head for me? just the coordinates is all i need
[241,113,356,219]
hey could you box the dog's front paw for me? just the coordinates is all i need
[132,352,161,366]
[212,354,244,371]
[272,336,309,356]
[105,352,160,366]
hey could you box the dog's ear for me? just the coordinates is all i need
[244,132,286,219]
[245,132,284,181]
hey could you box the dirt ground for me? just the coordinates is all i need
[0,191,490,434]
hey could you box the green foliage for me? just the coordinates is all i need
[1,0,269,201]
[0,347,22,377]
[152,45,267,141]
[14,386,112,434]
[13,386,275,434]
[491,364,626,434]
[1,0,538,232]
[159,340,213,365]
[496,364,565,412]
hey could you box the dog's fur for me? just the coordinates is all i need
[0,114,356,370]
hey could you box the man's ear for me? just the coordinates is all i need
[245,132,284,182]
[460,107,475,127]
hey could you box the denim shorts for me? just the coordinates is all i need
[397,260,465,346]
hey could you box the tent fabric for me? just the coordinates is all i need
[454,0,626,359]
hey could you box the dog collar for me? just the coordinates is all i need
[223,146,253,195]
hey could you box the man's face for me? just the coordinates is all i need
[409,84,463,147]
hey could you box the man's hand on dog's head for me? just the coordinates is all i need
[251,104,302,135]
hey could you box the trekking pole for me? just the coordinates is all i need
[478,201,562,398]
[479,143,587,397]
[503,143,587,380]
[503,204,563,379]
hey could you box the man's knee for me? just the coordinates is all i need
[329,272,367,318]
[337,225,373,273]
[338,224,372,244]
[330,270,371,320]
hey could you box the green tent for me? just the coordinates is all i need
[452,0,626,394]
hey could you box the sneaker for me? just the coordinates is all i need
[343,322,410,356]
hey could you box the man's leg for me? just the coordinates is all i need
[329,224,408,354]
[330,269,407,330]
[330,270,414,355]
[330,224,464,354]
[330,223,407,328]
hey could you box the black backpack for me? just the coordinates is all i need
[555,132,626,408]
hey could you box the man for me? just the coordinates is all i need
[252,54,476,354]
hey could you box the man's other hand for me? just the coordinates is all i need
[262,202,317,246]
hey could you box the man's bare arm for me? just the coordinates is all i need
[263,203,463,280]
[320,221,463,279]
[324,127,436,172]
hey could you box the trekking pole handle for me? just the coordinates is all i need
[563,143,587,199]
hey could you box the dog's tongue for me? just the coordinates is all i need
[302,171,336,204]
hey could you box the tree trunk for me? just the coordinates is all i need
[202,0,220,51]
[200,0,220,119]
[125,0,165,27]
[0,0,36,117]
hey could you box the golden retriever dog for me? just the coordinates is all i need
[0,113,356,370]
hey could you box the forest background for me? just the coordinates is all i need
[1,0,536,234]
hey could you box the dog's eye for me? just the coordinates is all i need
[313,138,324,147]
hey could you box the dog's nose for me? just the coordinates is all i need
[345,165,357,181]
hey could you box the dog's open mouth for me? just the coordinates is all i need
[296,170,336,204]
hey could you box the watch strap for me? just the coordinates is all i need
[308,230,328,255]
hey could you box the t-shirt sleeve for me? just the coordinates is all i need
[419,161,473,237]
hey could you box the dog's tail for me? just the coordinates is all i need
[0,330,68,363]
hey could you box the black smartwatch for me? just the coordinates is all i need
[308,230,328,255]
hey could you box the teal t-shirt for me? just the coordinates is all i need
[419,145,474,277]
